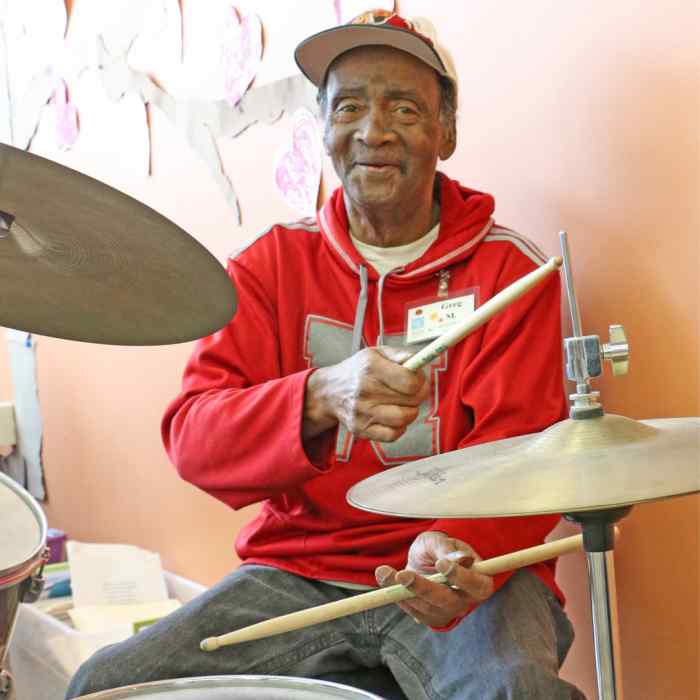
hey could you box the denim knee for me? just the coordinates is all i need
[495,661,587,700]
[65,647,125,700]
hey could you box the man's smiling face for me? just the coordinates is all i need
[322,45,454,215]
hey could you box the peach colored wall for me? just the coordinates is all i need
[1,2,698,699]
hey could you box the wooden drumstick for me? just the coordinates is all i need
[402,256,562,371]
[201,529,598,652]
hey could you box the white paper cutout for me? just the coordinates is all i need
[2,0,316,221]
[96,33,316,223]
[273,108,323,217]
[1,0,68,149]
[51,0,183,174]
[59,0,271,213]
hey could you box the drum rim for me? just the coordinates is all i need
[76,674,385,699]
[0,470,48,578]
[0,557,46,588]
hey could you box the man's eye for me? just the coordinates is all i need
[396,106,417,115]
[336,103,359,113]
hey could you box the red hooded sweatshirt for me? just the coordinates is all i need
[162,173,568,610]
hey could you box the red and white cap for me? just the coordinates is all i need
[295,10,458,94]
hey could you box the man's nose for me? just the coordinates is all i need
[355,107,394,146]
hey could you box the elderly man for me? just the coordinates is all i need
[66,12,585,700]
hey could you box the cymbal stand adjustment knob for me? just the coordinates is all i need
[559,232,630,420]
[601,325,629,376]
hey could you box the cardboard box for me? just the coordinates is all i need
[6,571,206,700]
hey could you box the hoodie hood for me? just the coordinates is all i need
[318,172,496,282]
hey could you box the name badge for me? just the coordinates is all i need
[406,294,476,344]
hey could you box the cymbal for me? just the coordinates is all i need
[0,143,236,345]
[347,415,700,518]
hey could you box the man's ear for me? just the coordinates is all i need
[439,123,457,161]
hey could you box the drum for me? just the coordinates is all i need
[0,471,47,671]
[76,675,387,699]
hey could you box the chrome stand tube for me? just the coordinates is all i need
[565,507,630,700]
[587,551,624,700]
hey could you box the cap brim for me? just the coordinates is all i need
[295,24,449,86]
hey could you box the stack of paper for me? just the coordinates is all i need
[66,541,181,635]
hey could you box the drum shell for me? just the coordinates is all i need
[76,674,386,699]
[0,471,48,668]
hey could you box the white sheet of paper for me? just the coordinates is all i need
[67,541,169,608]
[68,599,181,633]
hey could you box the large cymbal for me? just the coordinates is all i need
[347,415,700,518]
[0,143,236,345]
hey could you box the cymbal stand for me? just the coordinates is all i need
[564,507,630,700]
[558,232,631,700]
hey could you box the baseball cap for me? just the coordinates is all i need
[295,10,458,94]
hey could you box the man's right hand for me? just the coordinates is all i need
[303,346,429,443]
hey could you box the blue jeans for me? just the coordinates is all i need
[65,566,586,700]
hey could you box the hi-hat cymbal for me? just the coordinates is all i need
[0,143,236,345]
[347,415,700,518]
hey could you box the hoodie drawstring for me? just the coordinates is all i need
[376,272,389,345]
[352,265,369,354]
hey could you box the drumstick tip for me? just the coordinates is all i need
[200,637,218,652]
[551,256,563,268]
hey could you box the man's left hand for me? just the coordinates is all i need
[375,531,494,628]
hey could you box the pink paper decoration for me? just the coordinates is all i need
[51,78,79,150]
[222,6,263,107]
[274,108,322,218]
